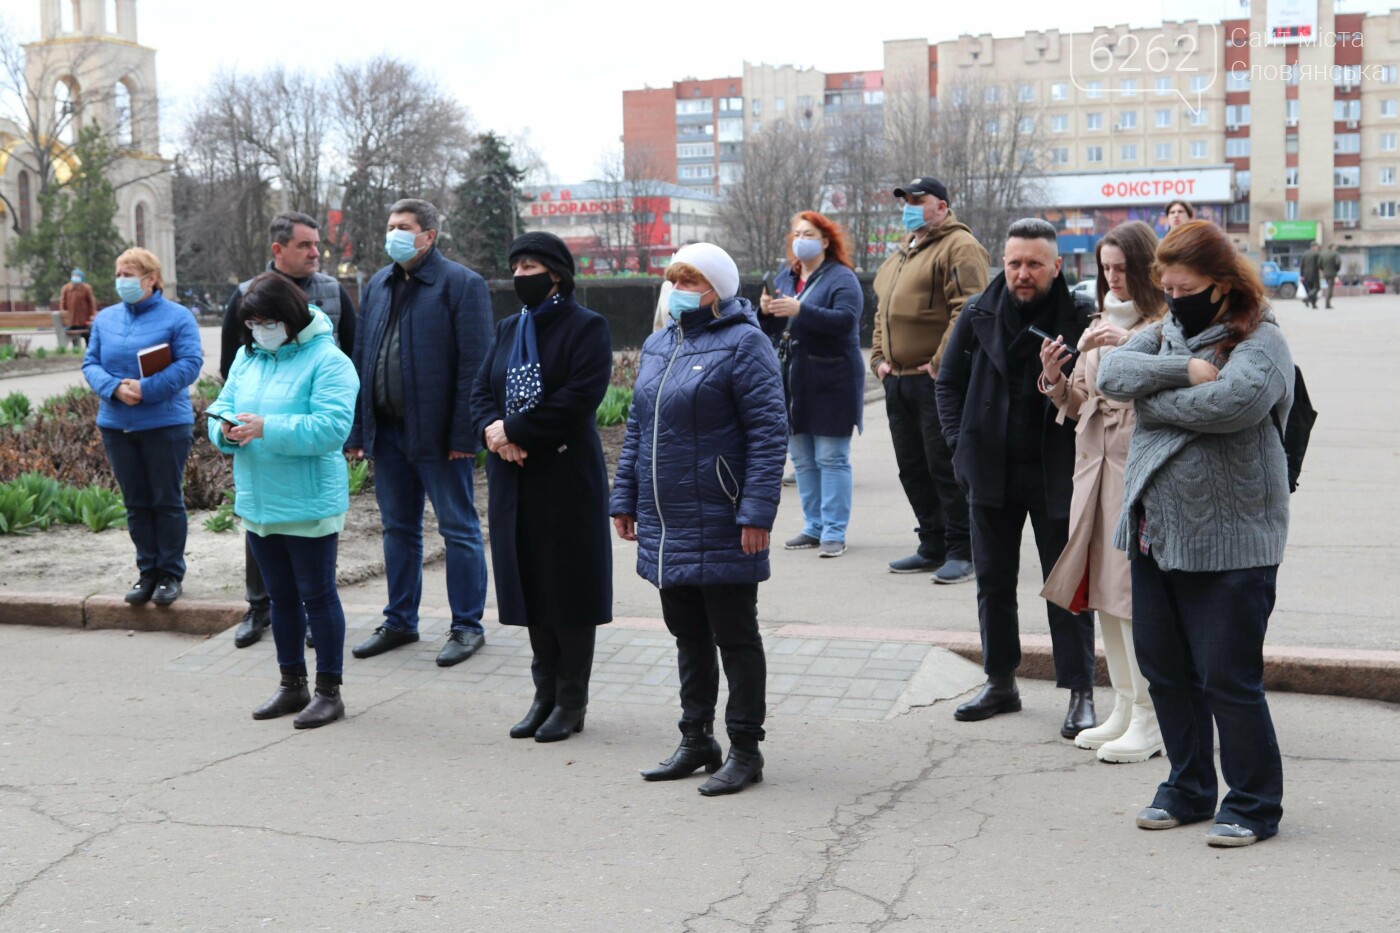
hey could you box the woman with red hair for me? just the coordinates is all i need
[760,211,865,558]
[1098,220,1295,847]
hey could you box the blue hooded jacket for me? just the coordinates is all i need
[83,289,203,431]
[208,308,360,525]
[610,297,787,588]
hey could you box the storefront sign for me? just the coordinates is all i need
[1042,168,1234,208]
[1263,220,1319,241]
[528,199,630,217]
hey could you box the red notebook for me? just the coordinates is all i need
[137,343,172,378]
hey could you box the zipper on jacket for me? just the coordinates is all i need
[651,323,686,585]
[715,455,740,516]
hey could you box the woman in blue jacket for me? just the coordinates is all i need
[761,211,865,558]
[83,248,203,607]
[208,273,360,729]
[611,242,787,796]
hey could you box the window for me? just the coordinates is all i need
[797,95,813,109]
[1335,200,1359,221]
[1119,78,1138,95]
[114,80,133,147]
[134,203,146,248]
[1086,112,1103,131]
[1086,145,1104,164]
[952,87,967,105]
[1225,104,1251,126]
[676,99,712,115]
[1382,99,1398,118]
[1283,64,1299,86]
[1383,132,1399,152]
[1051,82,1068,101]
[1382,167,1397,185]
[1190,140,1207,159]
[1379,201,1398,219]
[1155,142,1172,160]
[1120,144,1138,161]
[1051,147,1070,164]
[985,86,1001,103]
[1052,114,1068,133]
[1154,77,1173,95]
[1189,75,1208,93]
[1018,117,1035,134]
[717,119,743,142]
[751,99,761,115]
[1189,108,1208,127]
[1286,167,1299,187]
[1335,167,1360,187]
[1226,69,1250,92]
[719,164,742,184]
[1335,133,1361,154]
[1084,80,1102,99]
[679,165,715,180]
[720,97,743,112]
[1335,100,1361,121]
[1236,170,1251,193]
[1117,111,1137,129]
[1155,109,1172,128]
[677,143,714,159]
[1381,65,1398,84]
[1229,202,1250,224]
[1336,65,1362,87]
[17,170,31,232]
[1018,83,1035,102]
[864,89,884,105]
[775,97,785,111]
[1286,200,1299,221]
[751,120,761,134]
[1286,100,1300,122]
[986,118,1000,136]
[1225,137,1251,158]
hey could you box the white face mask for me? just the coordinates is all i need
[251,322,289,352]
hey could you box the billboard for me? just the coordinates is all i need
[1041,167,1234,208]
[1266,0,1319,45]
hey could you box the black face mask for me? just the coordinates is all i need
[1167,286,1226,338]
[513,270,556,307]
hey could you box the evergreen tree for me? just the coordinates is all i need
[449,132,524,279]
[5,124,127,305]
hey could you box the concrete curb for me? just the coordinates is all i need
[3,594,1397,703]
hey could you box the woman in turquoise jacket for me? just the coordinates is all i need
[208,273,360,729]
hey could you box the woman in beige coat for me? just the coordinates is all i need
[1037,221,1166,764]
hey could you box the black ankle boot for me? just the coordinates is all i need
[953,674,1022,722]
[510,700,555,739]
[293,676,345,729]
[698,745,764,796]
[1061,687,1096,739]
[534,706,585,743]
[640,724,723,781]
[252,676,310,720]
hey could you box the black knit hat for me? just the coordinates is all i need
[509,232,575,293]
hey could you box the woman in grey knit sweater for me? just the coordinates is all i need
[1098,220,1294,848]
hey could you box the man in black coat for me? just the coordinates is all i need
[934,218,1096,739]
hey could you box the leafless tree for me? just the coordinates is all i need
[882,78,935,186]
[594,145,673,273]
[823,109,890,272]
[929,75,1049,252]
[716,121,828,274]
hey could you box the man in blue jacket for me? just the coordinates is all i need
[346,199,494,667]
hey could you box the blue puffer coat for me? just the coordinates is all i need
[207,308,360,524]
[610,297,787,588]
[83,289,203,431]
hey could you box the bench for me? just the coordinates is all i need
[0,312,55,329]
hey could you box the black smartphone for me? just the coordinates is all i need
[211,411,241,427]
[1028,324,1078,355]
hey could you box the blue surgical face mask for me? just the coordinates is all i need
[115,276,145,304]
[385,229,422,264]
[71,275,82,284]
[250,322,290,352]
[793,237,824,262]
[901,204,927,232]
[668,287,705,321]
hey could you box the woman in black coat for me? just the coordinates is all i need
[471,232,613,743]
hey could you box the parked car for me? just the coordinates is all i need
[1362,277,1387,294]
[1070,279,1097,301]
[1260,261,1300,299]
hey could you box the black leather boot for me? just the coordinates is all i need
[293,676,345,729]
[953,674,1022,722]
[510,700,555,739]
[698,746,764,796]
[1061,688,1096,739]
[252,676,310,720]
[534,706,585,743]
[640,724,723,781]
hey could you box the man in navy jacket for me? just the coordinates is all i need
[346,198,494,667]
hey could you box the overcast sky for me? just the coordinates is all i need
[7,0,1398,182]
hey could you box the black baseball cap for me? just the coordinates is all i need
[892,176,949,202]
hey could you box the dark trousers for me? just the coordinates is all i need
[100,424,193,579]
[1132,556,1283,838]
[528,626,597,710]
[247,532,347,679]
[884,374,970,562]
[244,534,269,611]
[658,583,766,746]
[968,463,1094,688]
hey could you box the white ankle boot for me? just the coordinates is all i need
[1073,692,1131,750]
[1097,705,1164,763]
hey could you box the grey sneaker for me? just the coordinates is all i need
[818,541,846,558]
[782,472,797,487]
[784,533,820,550]
[931,559,975,585]
[1135,806,1181,830]
[889,553,940,574]
[1206,823,1260,847]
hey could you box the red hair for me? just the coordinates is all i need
[786,211,852,273]
[1155,219,1265,360]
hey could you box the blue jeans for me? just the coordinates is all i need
[1132,556,1283,839]
[371,426,486,634]
[247,532,346,678]
[100,424,193,579]
[788,433,853,544]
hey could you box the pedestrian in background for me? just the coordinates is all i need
[209,274,359,729]
[1163,200,1194,229]
[1039,221,1165,764]
[1318,242,1341,309]
[1099,219,1294,847]
[761,211,864,558]
[1299,241,1321,309]
[82,248,202,608]
[59,268,96,347]
[472,233,614,743]
[612,242,786,796]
